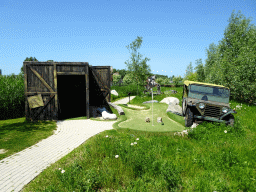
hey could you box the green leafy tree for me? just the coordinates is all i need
[112,68,128,79]
[112,68,118,74]
[185,62,193,77]
[204,43,226,85]
[155,74,168,79]
[124,36,152,95]
[163,77,171,85]
[155,77,170,85]
[111,68,131,85]
[172,75,183,87]
[117,69,128,80]
[155,77,164,85]
[183,72,198,82]
[194,58,205,82]
[123,73,136,85]
[19,57,39,77]
[217,10,256,103]
[112,74,122,86]
[170,75,175,81]
[204,43,218,80]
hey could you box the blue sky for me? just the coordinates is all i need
[1,0,255,79]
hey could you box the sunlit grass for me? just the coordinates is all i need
[0,118,58,161]
[0,82,255,191]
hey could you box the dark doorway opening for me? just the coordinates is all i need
[57,75,87,120]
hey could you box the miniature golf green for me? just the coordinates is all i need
[118,103,185,132]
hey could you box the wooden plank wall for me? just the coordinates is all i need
[24,63,58,121]
[24,62,111,122]
[91,66,111,102]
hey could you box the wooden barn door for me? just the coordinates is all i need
[24,63,57,122]
[90,66,111,102]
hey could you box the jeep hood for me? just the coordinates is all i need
[187,98,230,107]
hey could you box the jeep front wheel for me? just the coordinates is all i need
[185,108,193,127]
[228,114,234,127]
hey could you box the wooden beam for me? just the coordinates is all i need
[54,64,58,120]
[27,65,55,93]
[25,92,57,95]
[108,66,111,102]
[57,72,86,75]
[23,62,89,66]
[23,63,28,121]
[91,66,112,69]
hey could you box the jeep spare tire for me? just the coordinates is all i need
[185,108,193,127]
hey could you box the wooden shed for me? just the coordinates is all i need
[23,61,113,122]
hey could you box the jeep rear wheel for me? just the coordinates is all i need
[185,108,193,127]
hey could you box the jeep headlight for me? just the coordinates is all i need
[222,107,228,113]
[199,103,205,109]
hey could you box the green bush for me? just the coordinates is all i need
[111,83,145,97]
[0,74,25,120]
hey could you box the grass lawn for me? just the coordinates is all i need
[118,103,185,132]
[1,85,256,191]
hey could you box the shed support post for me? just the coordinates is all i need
[54,64,58,120]
[86,65,90,119]
[23,63,28,121]
[108,66,111,102]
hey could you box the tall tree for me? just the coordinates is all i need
[217,10,256,103]
[185,62,193,77]
[204,43,225,85]
[117,69,128,80]
[204,43,218,82]
[194,58,205,82]
[19,57,39,77]
[112,68,118,74]
[124,36,152,95]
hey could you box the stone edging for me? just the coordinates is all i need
[108,102,125,115]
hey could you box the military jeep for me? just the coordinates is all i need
[182,80,237,127]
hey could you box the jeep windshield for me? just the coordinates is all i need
[188,84,230,103]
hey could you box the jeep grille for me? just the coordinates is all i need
[204,105,221,118]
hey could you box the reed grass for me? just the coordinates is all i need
[0,73,25,119]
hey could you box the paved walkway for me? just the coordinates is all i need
[0,97,136,192]
[111,96,136,104]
